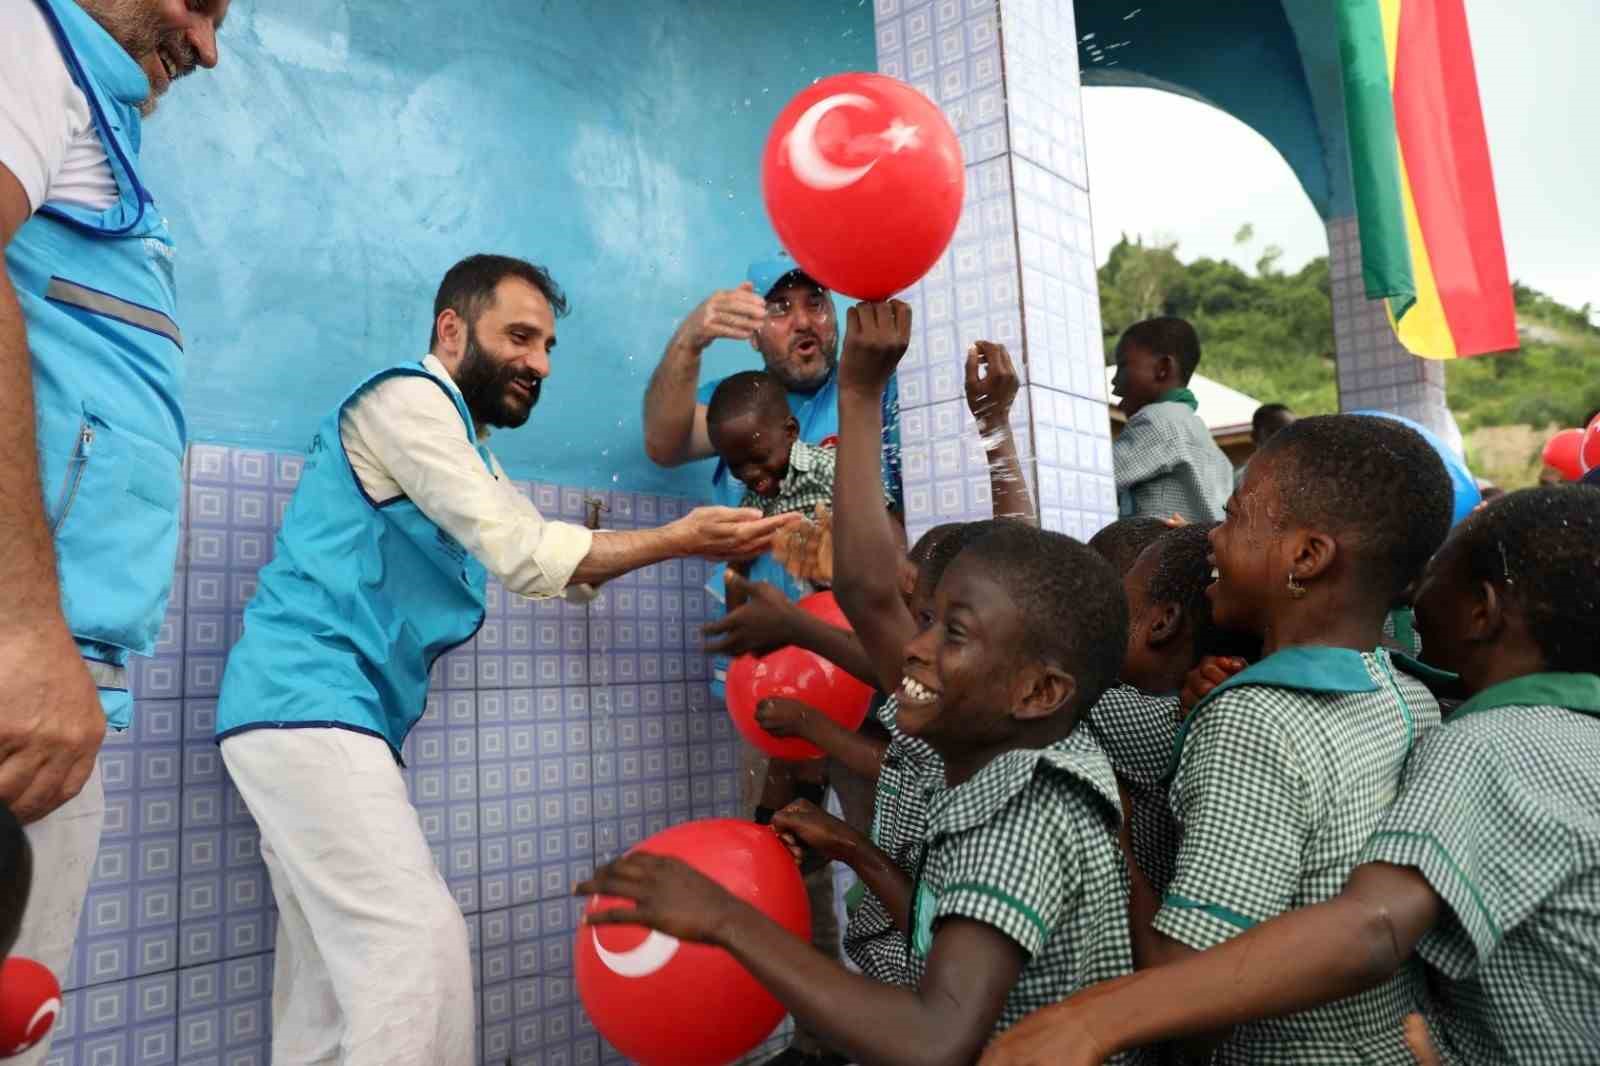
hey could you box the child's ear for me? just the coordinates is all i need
[1014,665,1077,722]
[1154,354,1178,386]
[1469,578,1506,645]
[1290,528,1339,585]
[1146,601,1185,647]
[784,415,800,443]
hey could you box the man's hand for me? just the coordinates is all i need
[0,621,106,823]
[703,572,803,656]
[577,852,744,945]
[672,283,769,353]
[837,301,913,394]
[771,798,862,865]
[1179,655,1249,717]
[670,508,799,561]
[754,698,816,741]
[964,341,1019,433]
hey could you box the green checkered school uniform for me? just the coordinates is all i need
[1087,685,1183,894]
[1114,391,1233,523]
[906,727,1136,1043]
[739,439,838,517]
[1361,673,1600,1064]
[844,696,942,984]
[1158,647,1443,1064]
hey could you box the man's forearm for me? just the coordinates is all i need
[0,269,63,624]
[569,527,684,586]
[642,338,702,467]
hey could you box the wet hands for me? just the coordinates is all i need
[577,852,742,945]
[964,341,1019,433]
[675,282,768,352]
[839,301,913,393]
[771,503,833,586]
[673,507,800,562]
[703,572,802,656]
[0,620,106,823]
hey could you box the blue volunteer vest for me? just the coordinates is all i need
[215,364,492,759]
[698,369,902,699]
[8,0,186,727]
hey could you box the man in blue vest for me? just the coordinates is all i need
[642,253,902,1066]
[0,1,227,1055]
[216,255,792,1065]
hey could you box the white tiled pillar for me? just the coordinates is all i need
[1326,216,1464,454]
[875,0,1118,545]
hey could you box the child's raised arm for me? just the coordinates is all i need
[964,342,1035,526]
[833,302,918,694]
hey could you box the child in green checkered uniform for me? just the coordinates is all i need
[1090,523,1260,898]
[579,303,1141,1065]
[977,485,1600,1066]
[706,369,849,520]
[1039,415,1456,1066]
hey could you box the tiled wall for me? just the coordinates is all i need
[47,442,763,1066]
[876,0,1120,544]
[1327,216,1464,451]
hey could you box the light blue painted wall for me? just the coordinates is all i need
[139,0,874,496]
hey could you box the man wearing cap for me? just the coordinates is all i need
[643,253,901,1066]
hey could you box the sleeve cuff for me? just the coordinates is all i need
[1360,830,1495,978]
[937,883,1050,957]
[1153,894,1256,951]
[507,520,593,598]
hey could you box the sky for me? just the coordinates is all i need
[1082,0,1600,318]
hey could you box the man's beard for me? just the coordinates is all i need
[762,331,838,393]
[77,0,166,57]
[455,329,541,430]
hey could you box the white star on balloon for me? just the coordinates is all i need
[880,117,922,153]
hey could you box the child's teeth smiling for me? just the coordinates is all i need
[900,677,935,703]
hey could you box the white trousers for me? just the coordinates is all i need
[221,729,473,1066]
[10,763,105,1066]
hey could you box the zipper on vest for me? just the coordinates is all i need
[50,424,95,535]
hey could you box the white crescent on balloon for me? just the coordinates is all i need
[8,998,58,1055]
[591,927,681,978]
[786,93,880,191]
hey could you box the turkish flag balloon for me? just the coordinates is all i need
[576,820,810,1066]
[0,958,60,1058]
[762,73,964,300]
[1543,428,1586,481]
[1582,418,1600,474]
[726,592,875,760]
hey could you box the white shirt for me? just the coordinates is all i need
[339,355,595,599]
[0,0,119,213]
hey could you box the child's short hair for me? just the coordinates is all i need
[1145,524,1261,662]
[956,525,1128,714]
[1456,485,1600,672]
[909,521,980,583]
[1256,414,1453,603]
[706,371,790,447]
[1117,317,1201,383]
[1088,516,1172,576]
[0,801,30,959]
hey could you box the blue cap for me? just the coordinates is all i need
[746,251,819,299]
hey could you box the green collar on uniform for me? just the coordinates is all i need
[925,728,1121,840]
[787,438,823,473]
[1168,647,1382,778]
[1157,387,1198,411]
[1449,672,1600,724]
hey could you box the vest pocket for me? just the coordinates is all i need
[45,407,181,656]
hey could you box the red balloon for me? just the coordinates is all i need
[762,73,964,300]
[1582,418,1600,474]
[575,820,810,1066]
[1543,428,1586,481]
[726,591,875,759]
[0,958,60,1058]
